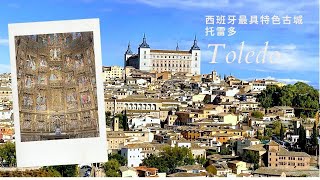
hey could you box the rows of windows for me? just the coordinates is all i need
[152,63,190,68]
[279,156,286,160]
[288,157,295,160]
[152,55,191,59]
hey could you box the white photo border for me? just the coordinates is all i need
[8,18,107,167]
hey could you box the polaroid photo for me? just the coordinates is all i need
[8,18,107,167]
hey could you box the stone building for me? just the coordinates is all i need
[124,34,201,75]
[266,140,311,170]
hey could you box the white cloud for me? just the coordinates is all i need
[242,76,310,84]
[0,64,11,73]
[0,38,8,46]
[210,42,319,72]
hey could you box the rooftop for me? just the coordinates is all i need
[150,49,191,54]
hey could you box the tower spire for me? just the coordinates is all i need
[139,33,150,48]
[125,41,133,55]
[176,42,179,51]
[190,34,200,51]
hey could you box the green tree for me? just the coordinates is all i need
[0,142,16,167]
[122,110,128,131]
[310,122,319,146]
[115,113,124,129]
[195,156,206,165]
[46,165,78,177]
[141,146,195,174]
[257,83,319,117]
[220,148,231,155]
[105,111,112,126]
[243,151,259,170]
[298,125,307,151]
[280,123,285,141]
[41,167,62,177]
[141,154,168,173]
[272,121,282,136]
[102,159,121,177]
[108,153,127,166]
[256,130,261,140]
[251,111,264,119]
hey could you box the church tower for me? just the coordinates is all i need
[138,34,151,71]
[190,35,201,75]
[113,117,119,132]
[124,41,133,67]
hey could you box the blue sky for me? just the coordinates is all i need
[0,0,319,88]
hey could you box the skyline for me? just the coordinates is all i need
[0,0,319,88]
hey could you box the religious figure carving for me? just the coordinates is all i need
[66,90,78,109]
[39,57,47,67]
[37,74,47,85]
[80,93,91,108]
[36,93,47,111]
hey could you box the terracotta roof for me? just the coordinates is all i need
[243,144,266,152]
[266,140,279,146]
[278,147,311,157]
[253,167,285,176]
[167,172,207,177]
[123,143,155,149]
[134,166,158,172]
[175,165,205,171]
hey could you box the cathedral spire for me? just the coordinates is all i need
[139,33,150,48]
[125,41,133,55]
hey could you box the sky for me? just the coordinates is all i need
[0,0,319,88]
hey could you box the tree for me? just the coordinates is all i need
[251,111,264,119]
[0,142,16,167]
[141,146,195,174]
[310,122,319,146]
[257,83,319,118]
[46,165,78,177]
[298,125,307,151]
[256,130,261,140]
[243,151,259,170]
[272,121,282,136]
[105,111,112,126]
[102,159,121,177]
[141,154,168,173]
[280,123,285,141]
[206,165,217,176]
[195,156,206,165]
[41,167,62,177]
[122,110,128,131]
[115,113,124,129]
[108,153,127,166]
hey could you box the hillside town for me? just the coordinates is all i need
[0,36,320,177]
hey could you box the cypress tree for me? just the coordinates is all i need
[311,122,319,146]
[280,124,284,141]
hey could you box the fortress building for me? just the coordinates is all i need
[124,35,201,75]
